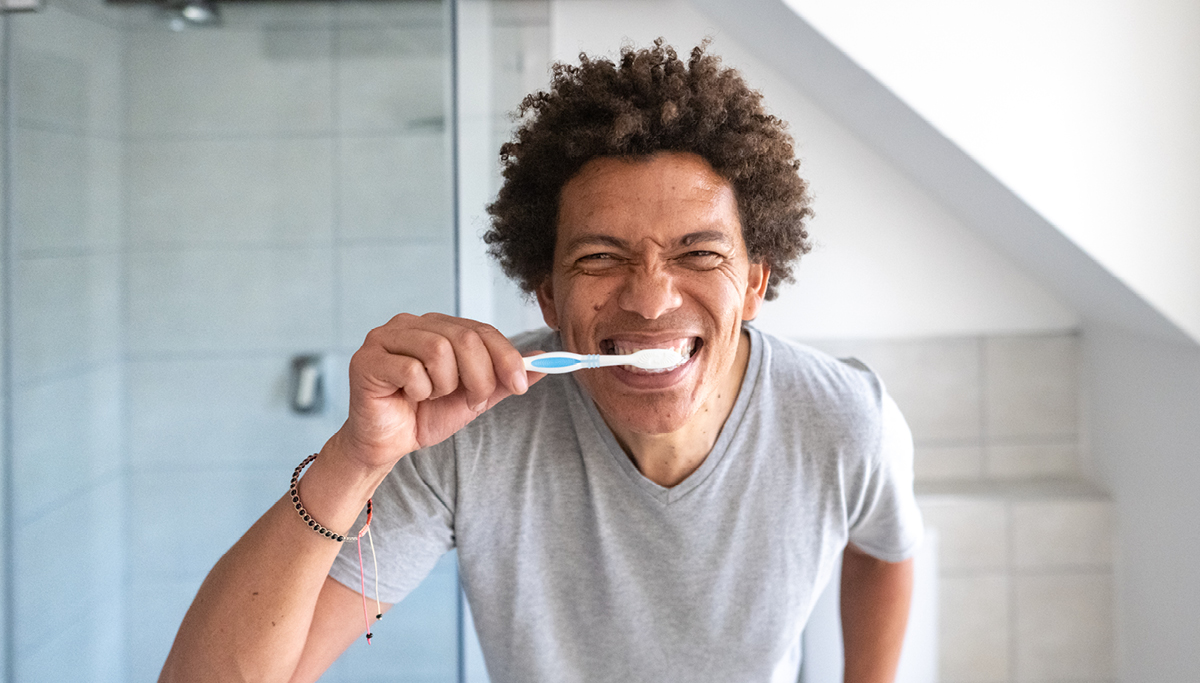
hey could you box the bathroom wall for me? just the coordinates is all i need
[1,14,9,680]
[5,2,128,680]
[117,2,459,680]
[809,334,1114,683]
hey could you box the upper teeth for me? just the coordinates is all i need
[611,338,694,358]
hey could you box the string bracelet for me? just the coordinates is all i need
[290,453,382,643]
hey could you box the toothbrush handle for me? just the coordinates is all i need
[524,352,588,374]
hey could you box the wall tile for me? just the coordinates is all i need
[13,128,123,254]
[212,1,333,29]
[127,28,332,135]
[128,137,334,246]
[336,27,448,131]
[338,133,453,242]
[918,498,1007,571]
[987,443,1078,480]
[335,0,446,28]
[1012,500,1113,569]
[13,364,123,521]
[914,445,983,481]
[12,253,121,383]
[1014,573,1114,681]
[338,241,455,349]
[127,247,334,354]
[322,566,460,683]
[938,574,1009,683]
[807,337,982,444]
[127,468,281,579]
[15,589,125,683]
[11,4,124,134]
[12,478,124,655]
[128,355,342,468]
[125,576,206,683]
[984,335,1077,440]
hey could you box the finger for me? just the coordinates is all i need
[466,322,531,395]
[443,325,498,410]
[369,325,461,400]
[351,344,434,403]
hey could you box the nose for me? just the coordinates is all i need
[616,261,683,320]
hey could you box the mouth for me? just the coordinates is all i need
[599,336,702,375]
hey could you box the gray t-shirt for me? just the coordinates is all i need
[331,325,922,682]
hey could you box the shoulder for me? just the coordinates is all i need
[753,327,884,418]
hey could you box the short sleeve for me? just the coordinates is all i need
[328,439,457,604]
[847,392,924,562]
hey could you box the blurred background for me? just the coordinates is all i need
[1,0,1198,681]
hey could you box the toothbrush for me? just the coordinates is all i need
[523,349,685,374]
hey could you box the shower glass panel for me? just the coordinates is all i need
[0,0,557,679]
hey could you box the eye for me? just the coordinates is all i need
[574,252,622,273]
[677,250,723,268]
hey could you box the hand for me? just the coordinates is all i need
[331,312,543,472]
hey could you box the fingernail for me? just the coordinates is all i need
[512,370,529,394]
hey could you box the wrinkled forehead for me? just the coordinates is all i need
[555,152,743,250]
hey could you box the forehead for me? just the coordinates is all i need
[556,152,743,248]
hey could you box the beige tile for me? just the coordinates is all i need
[918,499,1007,571]
[984,335,1078,440]
[1015,573,1114,681]
[807,337,982,444]
[939,574,1009,683]
[986,443,1079,479]
[1012,500,1113,569]
[915,445,984,482]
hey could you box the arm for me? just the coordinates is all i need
[839,543,915,683]
[159,313,539,683]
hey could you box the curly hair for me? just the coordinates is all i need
[483,40,813,301]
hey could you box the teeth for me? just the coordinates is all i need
[610,338,695,374]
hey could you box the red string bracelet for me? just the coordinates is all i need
[291,453,381,643]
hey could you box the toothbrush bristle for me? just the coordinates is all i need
[635,348,685,368]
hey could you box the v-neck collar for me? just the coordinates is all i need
[570,324,765,505]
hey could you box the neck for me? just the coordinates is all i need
[608,329,752,487]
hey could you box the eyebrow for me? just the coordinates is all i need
[563,230,735,253]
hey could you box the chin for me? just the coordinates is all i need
[591,392,697,436]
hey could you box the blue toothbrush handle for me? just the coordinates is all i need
[524,352,601,373]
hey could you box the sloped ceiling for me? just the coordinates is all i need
[690,0,1193,345]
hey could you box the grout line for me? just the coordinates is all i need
[979,335,990,480]
[1,15,17,682]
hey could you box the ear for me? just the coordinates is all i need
[536,277,559,330]
[741,262,770,321]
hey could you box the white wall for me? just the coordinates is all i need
[785,0,1200,343]
[550,0,1079,339]
[1081,327,1200,683]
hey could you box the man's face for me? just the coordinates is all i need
[536,152,769,436]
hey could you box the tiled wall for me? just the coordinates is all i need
[809,334,1115,683]
[5,1,461,681]
[6,3,128,680]
[119,3,458,681]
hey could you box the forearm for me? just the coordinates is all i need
[160,440,391,683]
[839,544,914,683]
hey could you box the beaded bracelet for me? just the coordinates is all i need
[290,453,348,542]
[290,453,383,642]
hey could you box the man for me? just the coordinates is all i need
[161,42,921,683]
